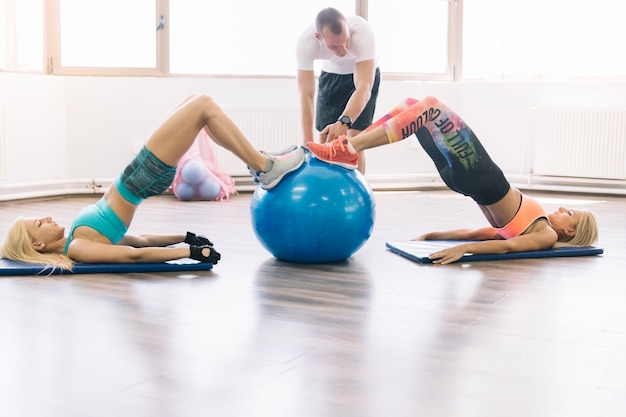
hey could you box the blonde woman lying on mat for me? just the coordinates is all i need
[2,95,304,271]
[306,96,599,264]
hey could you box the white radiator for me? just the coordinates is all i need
[527,107,626,180]
[214,106,301,176]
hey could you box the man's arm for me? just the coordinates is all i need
[297,69,317,143]
[321,59,376,141]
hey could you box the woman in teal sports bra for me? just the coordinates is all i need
[1,95,305,272]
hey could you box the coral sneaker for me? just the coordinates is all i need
[307,136,359,170]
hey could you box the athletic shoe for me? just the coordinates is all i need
[261,144,298,156]
[248,145,300,182]
[247,164,260,183]
[257,147,305,190]
[306,136,359,170]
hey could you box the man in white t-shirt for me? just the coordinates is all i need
[296,7,380,174]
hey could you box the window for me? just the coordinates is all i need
[168,0,354,75]
[462,0,626,80]
[3,0,455,77]
[53,0,159,75]
[50,0,355,76]
[0,0,44,72]
[367,0,454,79]
[3,0,626,79]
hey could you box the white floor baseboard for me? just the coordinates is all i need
[1,174,624,202]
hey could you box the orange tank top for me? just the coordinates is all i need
[495,194,547,239]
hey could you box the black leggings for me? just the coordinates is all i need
[384,97,510,205]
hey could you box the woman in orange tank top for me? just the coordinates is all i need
[307,96,599,264]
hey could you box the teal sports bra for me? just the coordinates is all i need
[63,197,128,255]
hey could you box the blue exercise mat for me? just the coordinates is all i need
[0,257,213,276]
[385,240,604,264]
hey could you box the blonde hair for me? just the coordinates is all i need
[1,217,74,272]
[554,209,599,248]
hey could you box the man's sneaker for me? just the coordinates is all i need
[261,144,298,157]
[306,136,359,170]
[257,147,305,190]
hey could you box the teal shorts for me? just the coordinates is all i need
[114,146,176,204]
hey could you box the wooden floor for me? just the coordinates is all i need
[1,189,625,417]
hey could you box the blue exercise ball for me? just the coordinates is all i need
[250,152,376,263]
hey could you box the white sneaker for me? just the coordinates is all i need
[257,147,305,190]
[247,164,260,183]
[248,145,300,182]
[261,144,298,157]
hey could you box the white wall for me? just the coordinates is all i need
[1,72,626,197]
[0,73,68,182]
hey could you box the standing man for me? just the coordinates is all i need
[296,7,380,174]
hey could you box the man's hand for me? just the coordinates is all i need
[319,121,349,143]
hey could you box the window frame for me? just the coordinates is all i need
[0,0,47,73]
[47,0,169,76]
[363,0,461,82]
[43,0,458,80]
[6,0,625,81]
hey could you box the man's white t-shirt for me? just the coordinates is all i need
[296,15,377,75]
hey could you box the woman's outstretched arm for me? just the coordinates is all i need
[118,232,215,248]
[118,234,186,247]
[66,238,218,264]
[425,227,558,265]
[414,227,502,241]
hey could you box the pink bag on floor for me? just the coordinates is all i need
[171,130,237,201]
